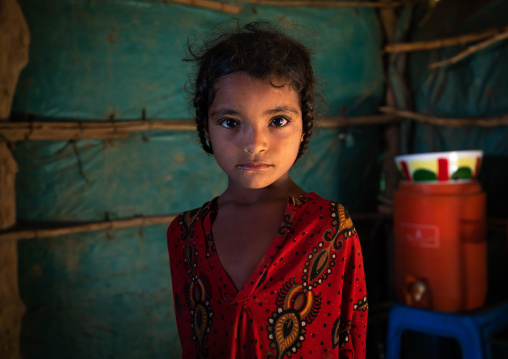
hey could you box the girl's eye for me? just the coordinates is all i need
[219,118,239,128]
[270,117,290,127]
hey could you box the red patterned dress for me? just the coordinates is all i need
[167,192,368,359]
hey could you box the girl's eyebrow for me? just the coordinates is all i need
[209,108,239,119]
[263,106,300,116]
[209,106,300,119]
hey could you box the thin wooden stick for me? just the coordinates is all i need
[384,25,508,53]
[0,215,176,243]
[0,119,196,141]
[170,0,241,13]
[235,0,408,7]
[429,30,508,69]
[380,107,508,127]
[317,114,399,127]
[2,211,504,242]
[0,115,400,142]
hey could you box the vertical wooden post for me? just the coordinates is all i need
[1,0,30,358]
[379,0,401,203]
[0,143,24,359]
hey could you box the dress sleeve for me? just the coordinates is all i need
[338,231,368,359]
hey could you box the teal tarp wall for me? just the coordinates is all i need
[13,1,384,357]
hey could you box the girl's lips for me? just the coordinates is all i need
[236,163,272,171]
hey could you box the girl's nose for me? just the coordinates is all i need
[243,126,267,154]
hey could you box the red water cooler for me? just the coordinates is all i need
[394,181,487,312]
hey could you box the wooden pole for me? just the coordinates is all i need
[0,214,177,243]
[0,143,25,359]
[380,107,508,127]
[384,25,508,53]
[169,0,241,13]
[0,0,30,357]
[235,0,413,8]
[0,115,400,142]
[428,30,508,69]
[1,211,505,243]
[378,0,402,204]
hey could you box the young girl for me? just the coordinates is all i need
[167,21,368,359]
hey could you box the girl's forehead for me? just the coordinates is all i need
[214,72,294,93]
[209,72,302,116]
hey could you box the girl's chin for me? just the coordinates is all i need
[229,177,291,191]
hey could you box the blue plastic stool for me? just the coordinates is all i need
[386,301,508,359]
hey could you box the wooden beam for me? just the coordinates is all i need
[429,29,508,69]
[2,212,505,242]
[0,143,25,359]
[384,25,508,53]
[380,107,508,127]
[169,0,242,13]
[236,0,413,8]
[0,214,176,243]
[0,115,400,142]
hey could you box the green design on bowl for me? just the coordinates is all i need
[451,167,472,180]
[413,169,437,181]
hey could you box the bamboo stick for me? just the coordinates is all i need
[378,0,402,200]
[0,119,196,141]
[317,114,399,127]
[0,215,176,243]
[384,25,508,53]
[380,107,508,127]
[170,0,242,13]
[0,115,400,142]
[3,108,507,142]
[429,30,508,69]
[2,211,504,242]
[235,0,410,7]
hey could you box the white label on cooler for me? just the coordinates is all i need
[401,223,440,248]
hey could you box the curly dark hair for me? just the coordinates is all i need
[185,21,316,160]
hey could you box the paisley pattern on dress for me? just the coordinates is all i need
[278,213,294,236]
[323,202,356,250]
[180,203,215,358]
[354,296,368,312]
[302,241,337,293]
[185,275,214,358]
[332,317,352,349]
[267,278,321,359]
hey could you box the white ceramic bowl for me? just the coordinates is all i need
[395,150,483,182]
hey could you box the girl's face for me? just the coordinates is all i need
[207,72,303,191]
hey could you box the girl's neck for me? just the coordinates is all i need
[219,175,305,206]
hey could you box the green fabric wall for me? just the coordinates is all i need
[12,1,385,357]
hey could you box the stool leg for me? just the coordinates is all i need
[385,324,403,359]
[454,323,484,359]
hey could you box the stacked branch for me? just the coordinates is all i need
[1,212,506,243]
[0,215,176,243]
[2,109,508,143]
[380,107,508,127]
[384,25,508,53]
[235,0,411,8]
[429,29,508,69]
[0,115,400,142]
[0,119,196,141]
[169,0,241,13]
